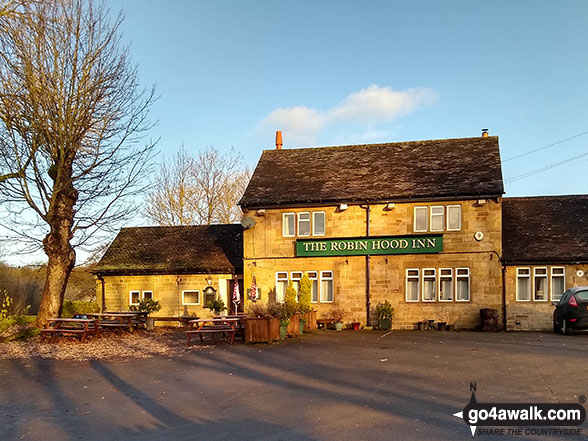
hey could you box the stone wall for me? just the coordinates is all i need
[243,198,503,329]
[505,265,588,330]
[98,273,235,318]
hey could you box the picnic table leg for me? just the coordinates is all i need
[186,333,192,347]
[80,323,88,343]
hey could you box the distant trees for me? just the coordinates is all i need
[0,0,156,324]
[145,146,250,226]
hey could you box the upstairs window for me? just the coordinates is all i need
[283,213,296,237]
[312,212,326,236]
[298,212,311,236]
[447,205,462,231]
[430,206,445,232]
[414,207,428,232]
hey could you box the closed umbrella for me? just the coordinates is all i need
[232,275,240,310]
[250,274,258,302]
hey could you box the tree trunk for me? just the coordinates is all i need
[35,185,77,326]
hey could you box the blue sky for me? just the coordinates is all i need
[105,0,588,199]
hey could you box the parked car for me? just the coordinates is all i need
[553,287,588,335]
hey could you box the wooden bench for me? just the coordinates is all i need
[153,316,196,327]
[316,318,335,329]
[40,318,99,343]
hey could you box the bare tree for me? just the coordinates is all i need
[0,0,156,324]
[145,146,250,226]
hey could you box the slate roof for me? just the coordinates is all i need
[94,224,243,275]
[502,196,588,264]
[240,136,504,208]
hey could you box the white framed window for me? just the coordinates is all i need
[312,211,326,236]
[291,271,303,294]
[182,290,200,305]
[320,271,334,303]
[276,272,288,303]
[439,268,453,301]
[307,271,319,303]
[129,290,140,306]
[533,267,548,301]
[142,290,153,300]
[516,267,531,301]
[406,269,420,302]
[297,212,311,237]
[283,213,296,237]
[422,268,436,302]
[447,205,462,231]
[414,207,428,232]
[430,206,445,232]
[456,268,470,301]
[551,267,566,301]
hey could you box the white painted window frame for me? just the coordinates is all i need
[414,206,428,232]
[516,267,531,302]
[275,271,288,303]
[282,212,296,237]
[319,270,334,303]
[297,212,311,237]
[430,206,445,232]
[446,205,462,231]
[422,268,437,302]
[129,290,140,306]
[312,211,326,236]
[455,268,470,302]
[533,267,548,302]
[439,268,454,302]
[182,290,200,306]
[550,267,566,302]
[307,271,319,303]
[142,290,153,301]
[405,268,420,302]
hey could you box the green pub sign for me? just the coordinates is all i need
[296,234,443,257]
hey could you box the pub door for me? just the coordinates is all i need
[227,277,244,315]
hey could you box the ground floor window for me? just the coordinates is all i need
[275,270,333,303]
[405,267,469,303]
[182,290,200,305]
[129,290,154,306]
[551,267,565,301]
[515,266,566,302]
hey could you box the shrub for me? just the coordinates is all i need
[61,300,100,318]
[246,302,269,318]
[375,301,395,321]
[129,298,162,315]
[284,281,297,314]
[204,299,226,315]
[298,274,312,314]
[330,307,345,323]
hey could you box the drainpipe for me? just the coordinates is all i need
[97,274,105,312]
[360,204,371,325]
[501,264,507,330]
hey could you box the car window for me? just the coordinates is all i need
[559,290,572,305]
[575,290,588,302]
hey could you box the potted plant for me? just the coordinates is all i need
[204,299,226,316]
[297,274,312,334]
[375,300,394,330]
[331,307,345,331]
[278,303,294,340]
[130,298,161,330]
[244,303,280,343]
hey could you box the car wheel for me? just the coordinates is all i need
[562,319,573,335]
[553,318,561,333]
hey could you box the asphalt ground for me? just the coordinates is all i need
[1,330,588,441]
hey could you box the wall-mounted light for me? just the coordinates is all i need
[477,199,487,206]
[256,209,266,216]
[206,272,213,286]
[384,203,395,211]
[339,203,348,211]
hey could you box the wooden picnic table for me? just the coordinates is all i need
[87,312,141,331]
[40,318,99,343]
[186,317,243,346]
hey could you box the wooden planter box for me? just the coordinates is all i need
[244,317,280,344]
[286,313,301,337]
[303,311,317,332]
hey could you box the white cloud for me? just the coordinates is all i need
[256,85,436,147]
